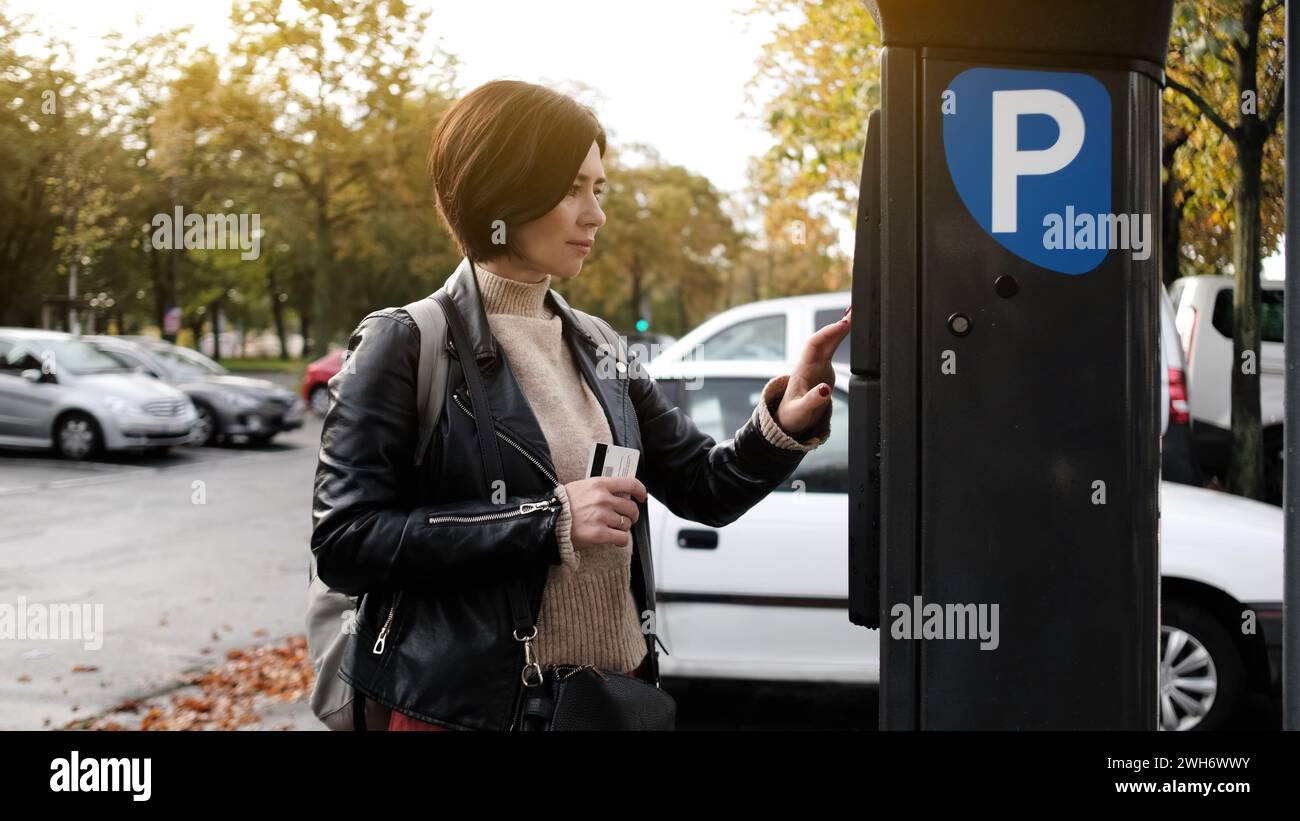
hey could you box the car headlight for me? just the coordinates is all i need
[101,395,146,417]
[218,391,261,410]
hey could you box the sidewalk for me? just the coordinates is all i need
[66,634,325,731]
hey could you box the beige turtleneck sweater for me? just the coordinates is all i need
[473,263,830,675]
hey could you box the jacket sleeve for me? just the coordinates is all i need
[753,373,833,452]
[311,309,565,597]
[629,361,831,530]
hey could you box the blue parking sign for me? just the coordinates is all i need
[943,68,1114,275]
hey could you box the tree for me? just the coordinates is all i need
[570,143,744,338]
[0,5,89,326]
[739,0,881,291]
[225,0,450,355]
[87,24,204,336]
[1166,0,1286,501]
[1160,118,1192,289]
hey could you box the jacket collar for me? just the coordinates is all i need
[438,255,625,451]
[441,256,602,365]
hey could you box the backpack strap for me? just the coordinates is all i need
[402,294,450,467]
[570,311,626,371]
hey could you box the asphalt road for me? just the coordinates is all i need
[0,408,877,731]
[0,417,320,730]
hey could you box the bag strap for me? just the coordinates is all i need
[402,294,450,467]
[433,283,544,686]
[432,290,508,504]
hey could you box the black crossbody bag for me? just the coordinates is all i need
[435,288,676,732]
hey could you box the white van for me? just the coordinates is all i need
[1168,276,1284,502]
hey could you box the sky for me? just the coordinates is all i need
[9,0,782,198]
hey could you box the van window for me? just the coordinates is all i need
[683,377,847,494]
[1211,288,1284,343]
[814,308,852,363]
[696,315,785,360]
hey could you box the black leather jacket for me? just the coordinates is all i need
[310,256,824,730]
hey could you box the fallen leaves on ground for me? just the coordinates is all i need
[73,634,314,731]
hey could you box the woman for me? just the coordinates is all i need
[310,79,850,731]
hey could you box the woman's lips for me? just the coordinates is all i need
[567,240,593,254]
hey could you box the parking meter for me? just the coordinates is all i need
[849,0,1175,729]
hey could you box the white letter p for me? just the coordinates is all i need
[991,89,1085,233]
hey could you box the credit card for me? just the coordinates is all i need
[587,442,640,482]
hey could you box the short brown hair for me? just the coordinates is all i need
[427,80,606,262]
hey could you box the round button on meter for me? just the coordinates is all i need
[947,313,972,337]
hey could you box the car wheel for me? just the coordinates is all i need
[309,385,331,418]
[1159,599,1245,731]
[55,413,102,461]
[190,403,217,447]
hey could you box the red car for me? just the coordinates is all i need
[301,349,344,418]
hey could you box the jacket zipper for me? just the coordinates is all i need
[552,663,606,681]
[453,392,560,486]
[372,591,403,654]
[426,499,559,526]
[371,499,560,656]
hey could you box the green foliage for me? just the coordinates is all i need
[566,143,744,337]
[740,0,880,294]
[1166,0,1286,276]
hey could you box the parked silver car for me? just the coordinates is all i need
[86,335,305,447]
[0,328,198,459]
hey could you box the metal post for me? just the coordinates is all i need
[1283,0,1298,731]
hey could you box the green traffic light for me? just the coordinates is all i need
[635,319,649,332]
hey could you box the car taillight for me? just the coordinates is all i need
[1168,367,1190,426]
